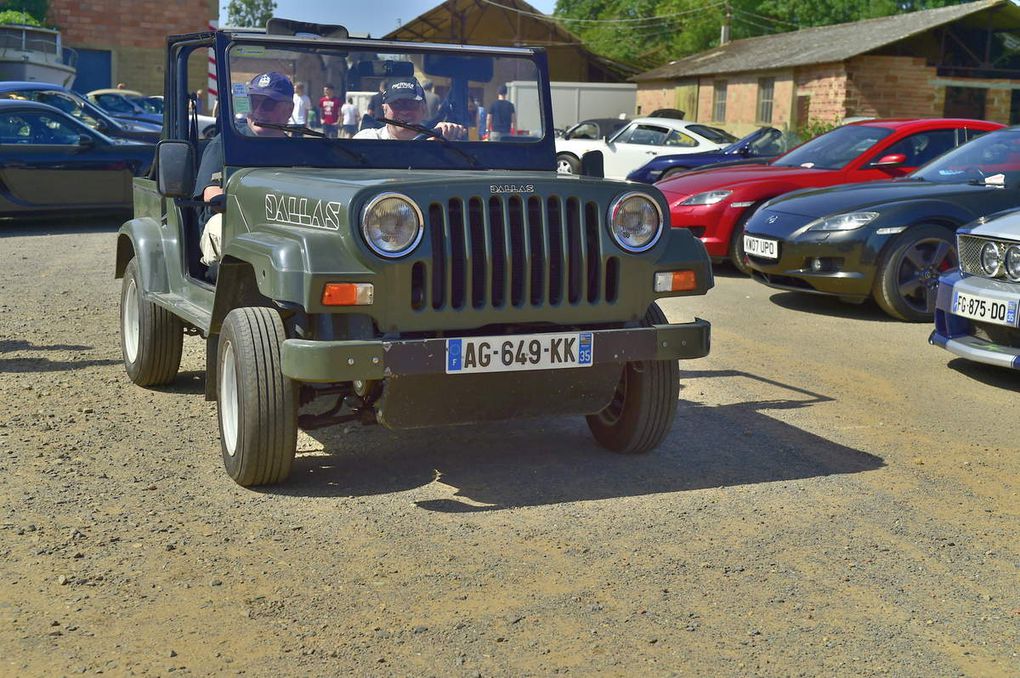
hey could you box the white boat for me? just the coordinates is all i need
[0,23,76,87]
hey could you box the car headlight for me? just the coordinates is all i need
[1005,245,1020,281]
[981,241,1003,276]
[607,192,662,253]
[806,211,879,232]
[361,193,424,258]
[679,190,732,206]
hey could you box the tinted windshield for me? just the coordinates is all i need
[912,128,1020,183]
[94,93,142,115]
[226,42,543,142]
[773,125,892,169]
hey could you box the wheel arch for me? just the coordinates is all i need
[115,217,170,294]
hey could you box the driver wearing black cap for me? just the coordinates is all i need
[354,77,465,141]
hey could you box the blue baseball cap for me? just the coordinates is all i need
[383,77,425,105]
[248,71,294,102]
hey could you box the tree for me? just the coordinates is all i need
[0,0,48,25]
[225,0,276,28]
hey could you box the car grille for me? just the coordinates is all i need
[412,195,618,311]
[973,321,1020,349]
[958,233,1020,278]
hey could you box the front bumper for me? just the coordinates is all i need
[668,202,743,258]
[929,272,1020,370]
[281,320,711,382]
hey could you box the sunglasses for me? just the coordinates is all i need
[251,96,280,114]
[387,99,421,112]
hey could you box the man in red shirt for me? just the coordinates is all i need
[319,84,341,138]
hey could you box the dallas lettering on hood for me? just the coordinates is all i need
[265,193,342,230]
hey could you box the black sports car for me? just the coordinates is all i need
[742,127,1020,321]
[0,100,155,219]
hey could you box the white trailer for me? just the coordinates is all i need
[506,80,636,135]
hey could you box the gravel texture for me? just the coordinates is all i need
[0,221,1017,677]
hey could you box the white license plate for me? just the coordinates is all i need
[952,290,1018,327]
[744,234,779,260]
[446,332,593,374]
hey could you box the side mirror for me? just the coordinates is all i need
[156,139,195,198]
[738,145,751,156]
[77,134,95,147]
[580,150,604,178]
[873,153,907,168]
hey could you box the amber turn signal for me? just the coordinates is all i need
[653,270,697,292]
[322,282,374,306]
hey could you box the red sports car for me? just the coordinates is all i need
[656,118,1004,273]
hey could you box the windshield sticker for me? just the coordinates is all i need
[233,45,267,57]
[265,193,342,230]
[984,173,1005,186]
[799,162,815,168]
[938,169,964,176]
[490,184,535,194]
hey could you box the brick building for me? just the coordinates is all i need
[633,0,1020,136]
[48,0,218,95]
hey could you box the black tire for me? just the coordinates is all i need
[120,258,183,386]
[660,166,689,180]
[586,303,680,454]
[556,153,580,174]
[217,307,297,486]
[873,224,956,322]
[728,204,763,276]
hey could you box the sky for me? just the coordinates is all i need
[219,1,558,37]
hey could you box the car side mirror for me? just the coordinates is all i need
[739,145,751,156]
[580,150,604,178]
[156,139,195,198]
[77,134,95,147]
[873,153,907,168]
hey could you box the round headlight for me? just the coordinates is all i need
[980,241,1002,276]
[1005,245,1020,281]
[607,192,662,253]
[361,193,424,258]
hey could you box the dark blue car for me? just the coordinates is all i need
[627,126,799,184]
[0,82,161,143]
[0,99,155,218]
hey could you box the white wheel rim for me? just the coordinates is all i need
[220,341,239,456]
[123,278,140,364]
[557,159,574,174]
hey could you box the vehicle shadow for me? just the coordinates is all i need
[0,217,124,238]
[946,357,1020,390]
[768,291,897,322]
[0,339,118,373]
[268,369,884,509]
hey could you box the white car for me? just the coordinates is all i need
[555,117,735,179]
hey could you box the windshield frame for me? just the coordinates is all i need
[201,31,557,172]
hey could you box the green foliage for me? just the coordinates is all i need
[0,0,48,25]
[797,117,840,140]
[553,0,971,67]
[225,0,276,28]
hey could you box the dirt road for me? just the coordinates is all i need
[1,222,1017,677]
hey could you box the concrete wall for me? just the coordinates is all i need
[49,0,218,96]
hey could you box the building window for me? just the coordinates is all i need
[713,80,727,121]
[757,77,775,123]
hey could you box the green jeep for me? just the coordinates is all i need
[115,19,713,486]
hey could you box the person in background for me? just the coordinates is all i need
[354,78,464,141]
[319,84,341,138]
[487,84,515,141]
[476,98,487,141]
[422,79,440,118]
[195,72,295,269]
[291,82,312,126]
[366,80,386,124]
[116,82,127,90]
[340,96,360,138]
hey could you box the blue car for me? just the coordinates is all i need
[0,82,161,143]
[627,126,799,184]
[931,208,1020,370]
[0,99,155,218]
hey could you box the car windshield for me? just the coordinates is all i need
[0,90,108,132]
[911,128,1020,184]
[687,124,736,144]
[131,96,163,115]
[95,93,144,115]
[226,42,543,142]
[773,124,893,169]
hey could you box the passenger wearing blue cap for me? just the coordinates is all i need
[354,77,464,141]
[195,71,295,268]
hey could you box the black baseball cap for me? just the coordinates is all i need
[383,78,425,105]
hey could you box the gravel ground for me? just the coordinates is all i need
[0,221,1017,677]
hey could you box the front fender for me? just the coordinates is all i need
[116,216,170,294]
[862,200,973,266]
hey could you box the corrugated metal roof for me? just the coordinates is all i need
[633,0,1015,81]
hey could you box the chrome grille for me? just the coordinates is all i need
[418,195,614,311]
[958,233,1020,278]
